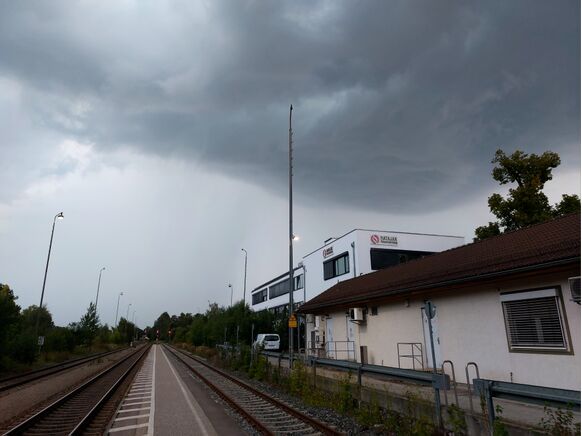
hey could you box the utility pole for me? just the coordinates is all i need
[288,104,294,367]
[241,249,248,306]
[95,267,105,315]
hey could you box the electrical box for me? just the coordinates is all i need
[569,276,581,304]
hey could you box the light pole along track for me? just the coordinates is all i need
[4,344,151,435]
[164,344,340,436]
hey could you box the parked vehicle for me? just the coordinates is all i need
[253,333,280,351]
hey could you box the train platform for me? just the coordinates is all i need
[107,344,244,436]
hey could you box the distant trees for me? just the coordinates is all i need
[475,149,580,241]
[0,284,132,372]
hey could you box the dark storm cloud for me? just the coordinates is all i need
[0,1,579,211]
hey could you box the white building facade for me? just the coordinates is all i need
[250,229,464,313]
[299,214,581,391]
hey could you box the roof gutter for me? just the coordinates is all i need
[300,256,580,313]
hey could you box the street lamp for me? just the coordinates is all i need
[228,283,233,307]
[115,292,123,327]
[36,211,64,349]
[94,267,106,315]
[126,303,132,321]
[241,249,248,306]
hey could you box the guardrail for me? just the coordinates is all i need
[473,378,581,431]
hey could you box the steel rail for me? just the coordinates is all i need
[0,347,129,393]
[3,344,149,435]
[165,344,340,436]
[69,344,151,435]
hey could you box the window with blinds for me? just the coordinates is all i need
[501,288,567,351]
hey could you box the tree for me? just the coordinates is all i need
[0,284,21,356]
[475,149,580,240]
[21,305,54,335]
[71,302,101,347]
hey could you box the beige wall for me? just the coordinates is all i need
[306,272,580,390]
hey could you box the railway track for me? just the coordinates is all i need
[164,344,341,436]
[0,347,129,394]
[3,344,151,435]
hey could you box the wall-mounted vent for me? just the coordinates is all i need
[569,277,580,304]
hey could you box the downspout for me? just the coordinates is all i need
[351,241,357,278]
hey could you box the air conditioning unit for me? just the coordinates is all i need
[349,308,366,322]
[569,276,581,304]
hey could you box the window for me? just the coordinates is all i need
[252,289,267,305]
[370,248,434,270]
[295,274,304,290]
[323,252,350,280]
[501,288,568,351]
[269,280,290,299]
[371,306,378,316]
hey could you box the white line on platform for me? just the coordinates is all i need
[118,406,151,413]
[146,345,157,436]
[161,347,217,436]
[114,414,150,422]
[109,423,149,433]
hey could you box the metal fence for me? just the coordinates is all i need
[306,340,356,361]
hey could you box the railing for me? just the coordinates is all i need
[306,355,449,390]
[306,341,356,361]
[397,342,424,370]
[473,378,581,430]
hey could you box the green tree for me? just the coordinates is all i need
[0,284,22,365]
[475,149,580,240]
[71,302,100,347]
[21,305,54,335]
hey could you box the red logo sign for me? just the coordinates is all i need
[371,234,380,244]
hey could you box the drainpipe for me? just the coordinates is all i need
[351,241,356,278]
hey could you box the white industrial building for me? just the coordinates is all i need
[250,229,464,313]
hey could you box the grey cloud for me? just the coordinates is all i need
[0,1,578,211]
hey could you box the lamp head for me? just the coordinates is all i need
[56,212,64,220]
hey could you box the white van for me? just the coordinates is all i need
[253,334,280,351]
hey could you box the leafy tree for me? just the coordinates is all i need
[21,305,54,335]
[153,312,171,341]
[475,149,580,240]
[71,302,100,347]
[0,284,22,364]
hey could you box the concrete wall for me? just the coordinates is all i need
[306,271,580,390]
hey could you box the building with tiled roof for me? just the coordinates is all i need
[299,213,581,390]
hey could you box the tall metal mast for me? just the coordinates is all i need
[288,104,294,365]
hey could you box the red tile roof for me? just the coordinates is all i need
[299,213,581,313]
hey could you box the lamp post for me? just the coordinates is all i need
[241,248,248,306]
[126,303,132,321]
[115,292,123,327]
[36,211,64,350]
[228,284,233,307]
[95,267,106,314]
[288,104,294,366]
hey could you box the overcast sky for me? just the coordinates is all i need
[1,1,579,328]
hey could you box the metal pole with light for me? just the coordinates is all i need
[115,291,123,327]
[228,284,233,307]
[241,248,248,306]
[288,104,294,367]
[94,267,106,314]
[36,211,64,350]
[126,303,132,320]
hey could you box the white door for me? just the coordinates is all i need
[422,306,442,369]
[325,318,334,358]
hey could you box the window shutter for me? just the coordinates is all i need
[503,296,566,349]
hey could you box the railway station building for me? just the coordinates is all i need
[298,213,581,391]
